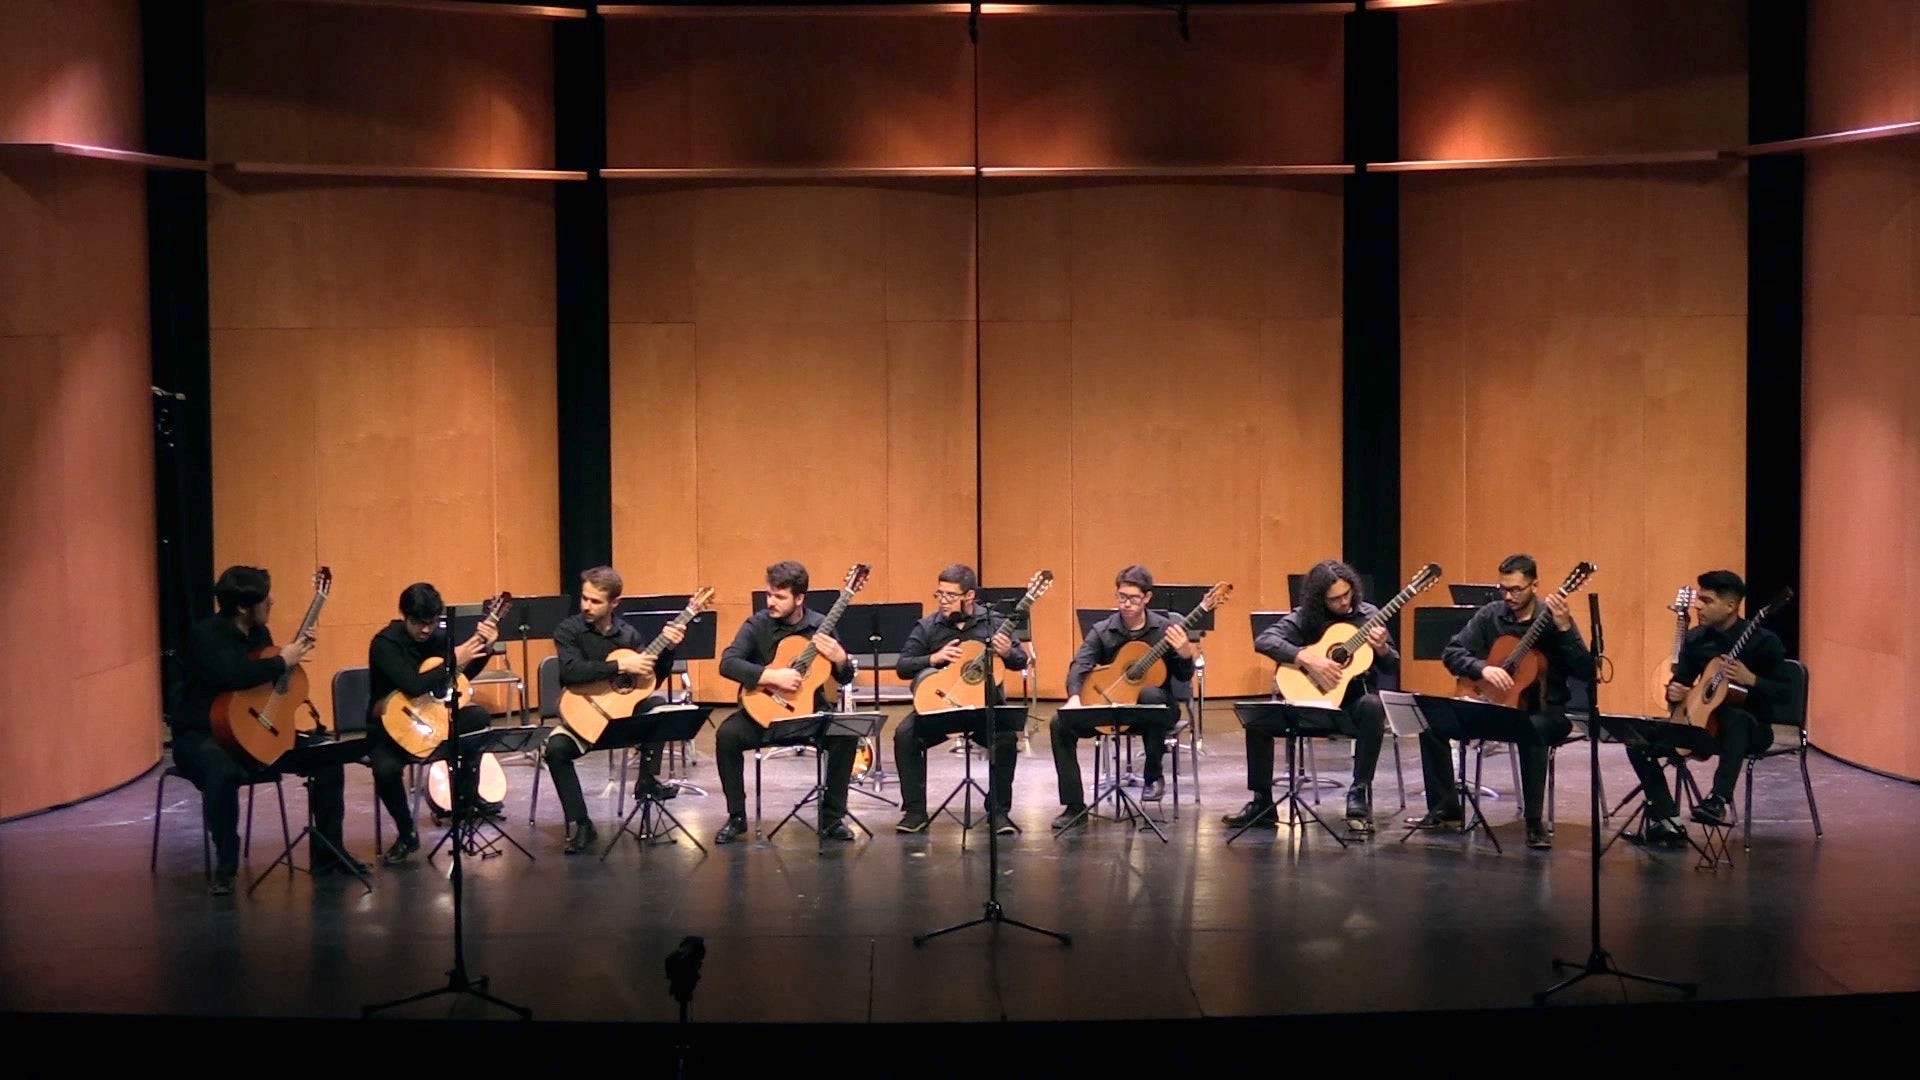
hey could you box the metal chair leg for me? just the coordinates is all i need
[150,769,168,873]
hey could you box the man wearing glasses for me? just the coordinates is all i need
[1410,553,1591,849]
[890,563,1029,835]
[1049,565,1196,830]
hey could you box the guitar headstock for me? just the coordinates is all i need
[1753,587,1795,620]
[1560,561,1599,595]
[1670,585,1696,614]
[482,590,514,626]
[1199,582,1233,611]
[1408,562,1443,594]
[313,566,332,596]
[687,586,717,613]
[1020,569,1055,607]
[843,564,872,594]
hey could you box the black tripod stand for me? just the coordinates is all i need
[1535,593,1696,1004]
[916,608,1071,946]
[365,629,533,1020]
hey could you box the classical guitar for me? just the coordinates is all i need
[1273,564,1441,704]
[558,587,716,747]
[1650,585,1696,704]
[740,565,871,727]
[911,569,1053,714]
[1670,588,1795,739]
[377,591,513,761]
[1454,561,1598,708]
[211,567,331,768]
[1081,582,1232,706]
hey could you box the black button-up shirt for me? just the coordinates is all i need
[1254,603,1401,678]
[174,615,285,736]
[1065,610,1195,697]
[552,612,675,688]
[896,603,1031,679]
[720,608,857,712]
[1675,618,1790,720]
[1441,600,1594,708]
[367,620,496,725]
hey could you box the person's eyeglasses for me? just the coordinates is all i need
[1498,585,1531,595]
[932,590,964,602]
[1115,593,1148,606]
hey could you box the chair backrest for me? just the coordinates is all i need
[331,666,372,735]
[1780,659,1809,731]
[538,654,561,719]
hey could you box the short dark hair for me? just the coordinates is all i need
[1697,570,1746,602]
[1300,559,1362,615]
[1498,553,1538,579]
[399,582,444,622]
[214,566,271,615]
[1115,565,1154,593]
[580,566,623,598]
[766,560,809,594]
[937,563,979,594]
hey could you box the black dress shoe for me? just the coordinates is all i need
[315,851,371,876]
[640,779,680,802]
[209,869,236,896]
[1345,785,1375,832]
[1404,808,1464,830]
[381,833,420,865]
[895,811,931,834]
[1691,795,1732,827]
[1645,817,1689,848]
[821,819,857,842]
[1141,779,1165,801]
[991,812,1018,836]
[1526,820,1552,849]
[1051,808,1087,831]
[563,820,599,855]
[1221,800,1277,828]
[714,815,748,845]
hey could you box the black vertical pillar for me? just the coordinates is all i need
[1747,0,1805,652]
[1343,6,1401,608]
[144,0,213,711]
[555,14,612,591]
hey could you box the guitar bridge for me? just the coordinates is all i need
[247,707,280,735]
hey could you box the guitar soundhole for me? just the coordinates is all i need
[961,669,985,686]
[1329,645,1351,666]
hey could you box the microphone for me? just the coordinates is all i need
[1588,592,1604,657]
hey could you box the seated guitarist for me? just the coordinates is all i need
[1228,559,1393,834]
[1628,570,1787,846]
[172,566,357,895]
[893,563,1028,836]
[713,560,858,845]
[1414,554,1591,850]
[1050,565,1194,830]
[548,566,683,855]
[366,582,500,864]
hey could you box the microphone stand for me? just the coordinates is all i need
[364,618,530,1019]
[1535,592,1694,1003]
[915,601,1070,946]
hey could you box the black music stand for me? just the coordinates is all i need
[424,726,547,865]
[763,711,885,851]
[506,594,572,707]
[1590,714,1718,862]
[840,601,922,797]
[1052,704,1174,842]
[597,705,714,857]
[249,733,374,895]
[1226,701,1355,846]
[915,703,1071,947]
[976,588,1040,742]
[625,609,719,797]
[1397,694,1538,854]
[1150,585,1214,754]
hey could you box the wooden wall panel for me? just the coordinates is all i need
[0,0,142,148]
[1808,0,1920,133]
[980,181,1345,698]
[1399,0,1747,159]
[209,183,557,713]
[606,16,974,168]
[1803,141,1920,779]
[0,158,157,817]
[979,12,1344,167]
[1399,170,1747,714]
[207,0,554,168]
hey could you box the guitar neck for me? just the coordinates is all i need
[275,590,328,693]
[640,605,700,660]
[1336,583,1416,653]
[792,591,855,672]
[1501,611,1554,670]
[1126,606,1205,679]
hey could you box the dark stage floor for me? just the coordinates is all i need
[3,704,1917,1042]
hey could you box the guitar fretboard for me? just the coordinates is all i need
[274,589,328,694]
[792,590,856,675]
[640,604,702,661]
[1123,605,1209,681]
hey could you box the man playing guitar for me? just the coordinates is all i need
[547,566,684,855]
[1049,565,1195,831]
[1414,554,1593,850]
[1629,570,1789,846]
[712,560,858,845]
[891,563,1028,835]
[1230,559,1394,834]
[366,582,501,864]
[172,566,358,894]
